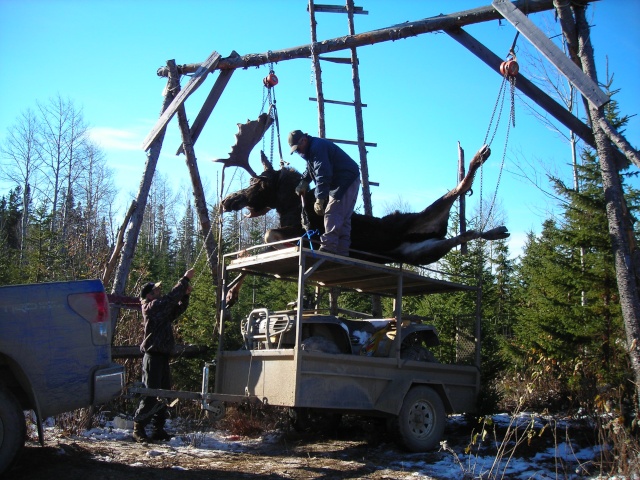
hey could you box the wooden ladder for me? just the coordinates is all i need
[307,0,376,216]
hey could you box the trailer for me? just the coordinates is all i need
[197,243,482,451]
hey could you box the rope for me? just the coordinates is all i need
[190,222,215,286]
[297,230,320,251]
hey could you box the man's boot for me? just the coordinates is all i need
[150,426,172,442]
[132,422,148,443]
[151,419,171,442]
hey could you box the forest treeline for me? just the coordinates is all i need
[1,92,639,422]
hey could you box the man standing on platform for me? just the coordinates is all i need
[288,129,360,256]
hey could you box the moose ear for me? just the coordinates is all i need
[260,151,274,172]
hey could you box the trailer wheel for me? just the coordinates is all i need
[395,386,445,452]
[0,385,26,474]
[204,400,226,421]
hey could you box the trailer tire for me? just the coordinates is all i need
[0,384,26,474]
[395,386,445,452]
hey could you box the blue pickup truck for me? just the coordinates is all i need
[0,279,124,473]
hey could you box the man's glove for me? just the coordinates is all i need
[295,180,309,196]
[314,197,327,216]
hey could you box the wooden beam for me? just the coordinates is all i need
[157,0,578,77]
[309,97,367,107]
[447,27,629,167]
[312,4,368,14]
[112,344,206,359]
[176,52,237,155]
[319,56,353,64]
[446,27,596,149]
[326,137,376,147]
[142,51,221,151]
[492,0,609,108]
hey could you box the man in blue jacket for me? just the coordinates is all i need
[133,268,193,442]
[288,130,360,256]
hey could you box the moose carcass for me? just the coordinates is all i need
[216,118,509,266]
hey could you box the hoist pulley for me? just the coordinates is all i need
[260,64,285,167]
[499,57,519,77]
[263,70,278,88]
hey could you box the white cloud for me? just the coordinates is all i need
[89,127,143,151]
[506,230,530,259]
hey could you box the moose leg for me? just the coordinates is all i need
[408,145,491,237]
[394,224,509,265]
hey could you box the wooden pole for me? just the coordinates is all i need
[109,62,180,333]
[176,54,237,155]
[458,142,467,256]
[169,60,219,281]
[346,0,372,218]
[308,0,326,138]
[102,200,136,287]
[157,0,569,77]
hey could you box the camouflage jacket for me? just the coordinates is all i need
[140,276,191,355]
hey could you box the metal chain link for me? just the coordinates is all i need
[483,75,508,147]
[481,76,516,231]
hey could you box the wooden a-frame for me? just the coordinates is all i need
[108,0,640,399]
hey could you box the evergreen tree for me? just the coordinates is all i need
[510,148,637,407]
[0,188,23,284]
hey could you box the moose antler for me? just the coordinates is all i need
[213,113,273,177]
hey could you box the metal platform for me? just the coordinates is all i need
[225,244,476,297]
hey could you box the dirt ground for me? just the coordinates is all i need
[4,414,600,480]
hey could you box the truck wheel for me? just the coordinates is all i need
[0,385,26,474]
[395,386,445,452]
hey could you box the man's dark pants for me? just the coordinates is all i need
[134,353,171,431]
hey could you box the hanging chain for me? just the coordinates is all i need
[483,75,509,147]
[479,33,519,232]
[481,76,516,231]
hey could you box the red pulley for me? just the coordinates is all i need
[499,59,519,77]
[263,71,278,88]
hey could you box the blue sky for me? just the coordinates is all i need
[1,0,638,258]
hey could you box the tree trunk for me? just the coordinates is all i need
[569,4,640,410]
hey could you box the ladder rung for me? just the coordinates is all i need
[309,98,367,108]
[311,5,368,15]
[325,138,377,148]
[318,56,353,64]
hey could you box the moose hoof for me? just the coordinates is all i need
[481,226,510,240]
[471,145,492,168]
